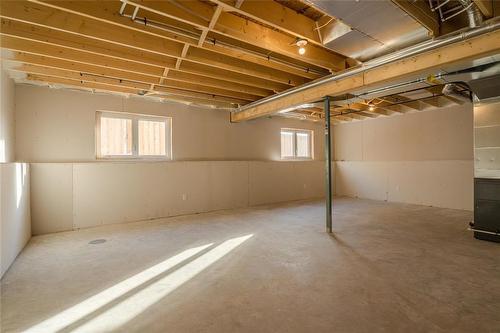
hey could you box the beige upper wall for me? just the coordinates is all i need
[15,85,324,162]
[334,103,474,161]
[0,67,16,163]
[333,103,474,210]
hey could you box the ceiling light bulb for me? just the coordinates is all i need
[368,104,375,111]
[295,38,308,55]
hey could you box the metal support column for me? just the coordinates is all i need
[324,96,333,233]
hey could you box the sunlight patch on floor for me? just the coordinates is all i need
[72,234,253,332]
[22,243,213,333]
[22,234,253,333]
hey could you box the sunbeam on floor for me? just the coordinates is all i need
[22,235,253,333]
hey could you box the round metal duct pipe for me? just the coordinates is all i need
[442,83,472,102]
[235,20,500,114]
[457,0,483,28]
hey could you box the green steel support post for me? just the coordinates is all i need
[324,96,332,233]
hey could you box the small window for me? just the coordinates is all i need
[281,128,313,160]
[96,111,171,159]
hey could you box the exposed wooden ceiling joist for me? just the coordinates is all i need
[113,0,346,71]
[29,0,343,73]
[293,86,466,123]
[0,19,285,94]
[473,0,493,18]
[211,0,323,44]
[8,64,250,104]
[2,55,261,102]
[1,1,312,89]
[23,73,238,108]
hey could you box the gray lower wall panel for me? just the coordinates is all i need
[30,161,325,235]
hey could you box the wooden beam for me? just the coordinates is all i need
[419,95,442,108]
[342,113,367,120]
[201,41,320,80]
[165,70,270,97]
[29,0,334,76]
[212,0,322,45]
[0,32,166,76]
[21,73,238,108]
[118,0,346,71]
[473,0,493,18]
[198,5,222,47]
[231,29,500,121]
[2,1,304,88]
[0,19,284,92]
[212,9,345,72]
[8,64,249,105]
[2,54,261,101]
[2,51,161,84]
[391,0,439,37]
[348,103,392,116]
[334,115,354,122]
[0,34,274,98]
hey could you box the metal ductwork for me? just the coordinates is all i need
[235,20,500,115]
[457,0,483,28]
[305,0,430,62]
[441,83,472,102]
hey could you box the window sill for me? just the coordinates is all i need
[96,156,171,161]
[280,158,314,161]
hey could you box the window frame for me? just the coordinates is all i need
[96,111,172,160]
[280,128,314,160]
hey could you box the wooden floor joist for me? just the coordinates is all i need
[231,28,500,122]
[27,0,333,76]
[1,0,497,110]
[24,73,238,108]
[8,64,250,105]
[4,60,259,103]
[0,22,281,94]
[0,1,307,89]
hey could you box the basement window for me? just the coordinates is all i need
[96,111,172,159]
[281,128,313,160]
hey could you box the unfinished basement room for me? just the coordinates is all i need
[1,0,500,332]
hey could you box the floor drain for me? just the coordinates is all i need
[89,239,106,245]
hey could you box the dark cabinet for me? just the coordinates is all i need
[473,178,500,242]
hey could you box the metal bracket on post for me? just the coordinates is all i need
[324,96,333,233]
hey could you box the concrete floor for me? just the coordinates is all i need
[1,198,499,333]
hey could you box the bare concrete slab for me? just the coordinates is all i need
[1,198,499,332]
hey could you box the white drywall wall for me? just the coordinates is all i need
[1,67,15,163]
[15,85,324,162]
[30,161,324,234]
[14,84,326,235]
[1,70,31,278]
[1,163,31,278]
[474,99,500,178]
[334,103,474,210]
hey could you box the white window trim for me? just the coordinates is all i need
[280,128,314,160]
[96,110,172,160]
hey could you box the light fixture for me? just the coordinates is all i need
[368,104,375,111]
[295,38,308,55]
